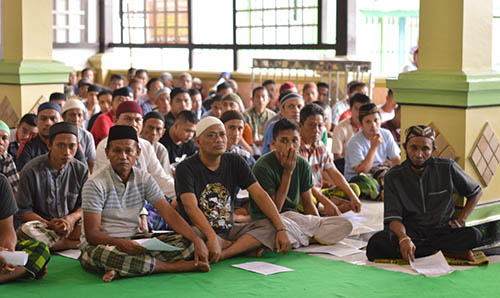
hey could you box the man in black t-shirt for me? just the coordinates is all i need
[0,174,50,283]
[175,116,291,263]
[159,110,198,168]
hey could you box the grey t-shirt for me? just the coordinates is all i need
[16,153,89,221]
[0,174,17,220]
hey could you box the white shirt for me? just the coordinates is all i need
[331,99,350,126]
[332,118,357,157]
[93,137,176,200]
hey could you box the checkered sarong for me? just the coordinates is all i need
[79,233,194,277]
[17,221,62,248]
[16,239,51,279]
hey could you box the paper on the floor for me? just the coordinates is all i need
[232,261,293,275]
[340,238,367,250]
[55,249,81,260]
[0,251,28,265]
[295,243,362,257]
[134,238,183,251]
[341,211,368,222]
[409,251,454,277]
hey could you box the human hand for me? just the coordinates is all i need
[117,239,147,255]
[48,218,72,237]
[399,236,416,262]
[324,203,342,217]
[193,238,209,266]
[447,219,464,229]
[275,230,291,255]
[206,237,221,264]
[370,133,383,149]
[279,148,297,174]
[0,248,17,275]
[349,197,362,213]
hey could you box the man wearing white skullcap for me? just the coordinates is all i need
[174,116,291,263]
[62,98,97,173]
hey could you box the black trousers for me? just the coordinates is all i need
[366,225,482,261]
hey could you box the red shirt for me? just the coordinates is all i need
[91,111,115,147]
[339,110,352,123]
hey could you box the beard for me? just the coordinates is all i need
[406,152,430,170]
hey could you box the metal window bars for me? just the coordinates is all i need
[251,58,372,105]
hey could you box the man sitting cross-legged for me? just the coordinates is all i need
[366,126,483,262]
[0,174,51,283]
[16,122,88,251]
[175,116,291,263]
[250,118,353,248]
[80,126,210,282]
[298,104,362,215]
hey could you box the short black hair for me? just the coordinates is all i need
[188,88,201,97]
[98,89,113,98]
[136,69,148,76]
[19,113,37,127]
[263,79,276,86]
[317,82,329,89]
[300,103,324,124]
[146,78,161,90]
[272,118,299,140]
[49,92,66,102]
[349,93,371,108]
[388,89,393,96]
[81,67,92,76]
[128,67,136,74]
[175,110,198,124]
[349,82,367,95]
[171,87,189,100]
[252,86,266,98]
[110,74,124,81]
[211,94,224,104]
[216,82,232,93]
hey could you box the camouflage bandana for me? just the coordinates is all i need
[405,125,435,142]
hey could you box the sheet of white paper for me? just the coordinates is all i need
[55,249,81,260]
[232,261,293,275]
[0,251,28,266]
[409,251,454,277]
[339,238,367,250]
[341,211,368,222]
[134,238,183,251]
[295,243,362,257]
[237,189,249,199]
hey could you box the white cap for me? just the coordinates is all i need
[62,98,86,114]
[196,116,224,137]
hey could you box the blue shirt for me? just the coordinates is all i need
[261,120,277,155]
[344,128,400,181]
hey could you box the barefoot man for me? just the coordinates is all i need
[79,126,210,282]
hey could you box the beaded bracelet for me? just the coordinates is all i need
[398,236,411,244]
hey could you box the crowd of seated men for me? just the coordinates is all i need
[0,68,482,283]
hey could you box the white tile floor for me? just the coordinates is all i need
[302,200,500,275]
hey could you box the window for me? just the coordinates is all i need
[53,0,97,46]
[119,0,189,44]
[109,0,337,71]
[235,0,319,45]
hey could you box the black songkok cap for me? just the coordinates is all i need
[49,122,78,139]
[107,125,139,147]
[144,111,165,124]
[112,86,133,98]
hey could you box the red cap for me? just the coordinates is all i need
[116,101,142,119]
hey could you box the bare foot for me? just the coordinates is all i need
[194,261,210,272]
[102,270,118,282]
[443,250,475,262]
[244,248,264,258]
[35,266,48,280]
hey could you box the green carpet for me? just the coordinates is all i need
[2,251,499,298]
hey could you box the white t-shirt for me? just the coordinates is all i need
[344,128,401,180]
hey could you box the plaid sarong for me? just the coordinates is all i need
[17,221,62,248]
[79,233,194,277]
[16,239,51,279]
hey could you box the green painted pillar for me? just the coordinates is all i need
[0,0,72,125]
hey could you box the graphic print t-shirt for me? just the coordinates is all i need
[175,153,256,235]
